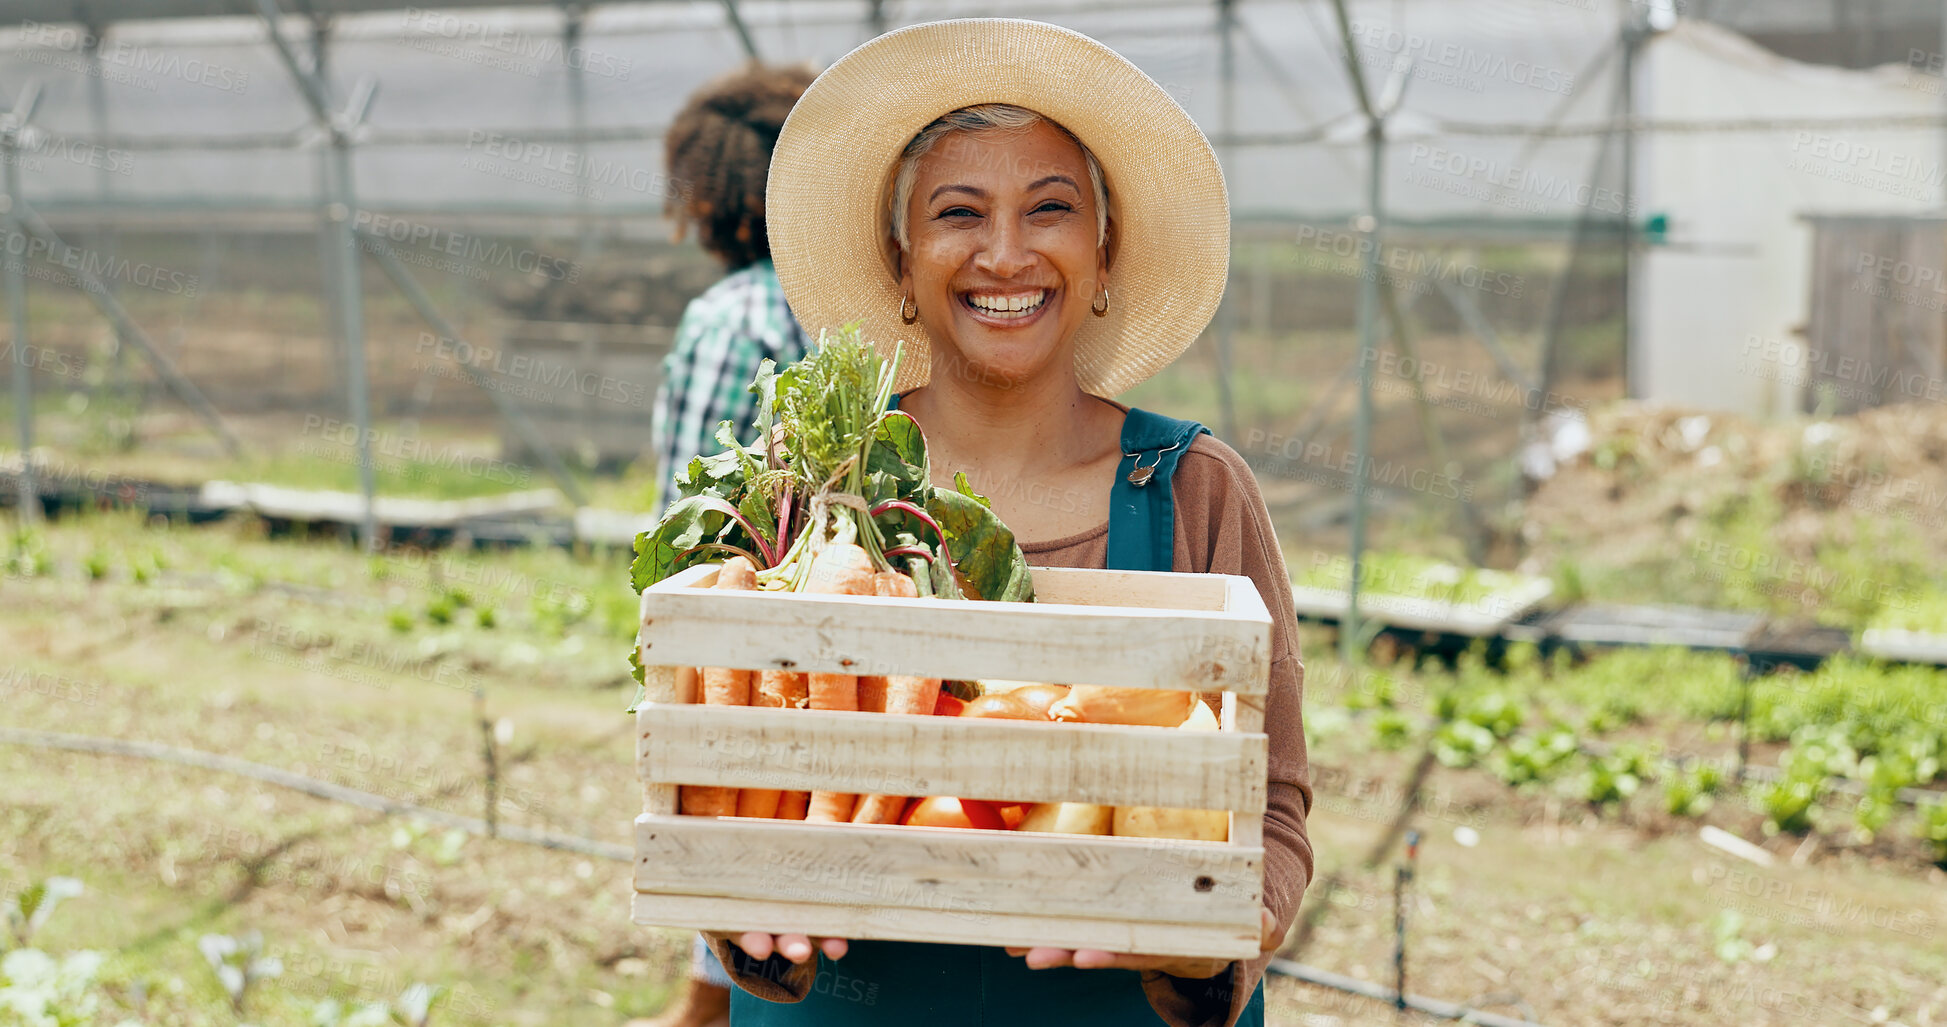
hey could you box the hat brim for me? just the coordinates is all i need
[766,18,1229,396]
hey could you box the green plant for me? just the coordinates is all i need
[1370,710,1414,751]
[1433,720,1495,768]
[5,877,83,948]
[1757,771,1821,835]
[1490,726,1579,786]
[1920,801,1947,865]
[1579,749,1646,807]
[198,931,281,1014]
[1663,761,1723,817]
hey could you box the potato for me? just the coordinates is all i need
[1110,699,1228,840]
[1016,801,1114,835]
[1112,804,1228,841]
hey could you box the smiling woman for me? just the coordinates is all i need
[716,17,1313,1027]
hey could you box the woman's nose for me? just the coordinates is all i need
[973,219,1034,279]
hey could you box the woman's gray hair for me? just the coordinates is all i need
[889,103,1110,254]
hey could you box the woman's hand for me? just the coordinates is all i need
[1005,908,1279,979]
[719,932,848,965]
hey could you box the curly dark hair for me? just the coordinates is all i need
[664,62,817,271]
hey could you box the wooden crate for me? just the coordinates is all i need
[632,563,1273,959]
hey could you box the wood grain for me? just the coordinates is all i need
[637,703,1266,813]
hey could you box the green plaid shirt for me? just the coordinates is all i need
[651,258,810,514]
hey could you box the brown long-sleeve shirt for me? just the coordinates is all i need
[712,433,1313,1027]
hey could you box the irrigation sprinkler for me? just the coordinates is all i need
[1393,828,1420,1013]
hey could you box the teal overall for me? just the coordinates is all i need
[729,403,1268,1026]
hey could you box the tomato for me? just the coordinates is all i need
[901,796,1008,830]
[960,694,1041,720]
[1007,684,1070,720]
[932,693,966,717]
[997,802,1029,830]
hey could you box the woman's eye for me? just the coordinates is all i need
[936,206,979,219]
[1032,201,1073,215]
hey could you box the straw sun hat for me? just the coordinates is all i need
[765,18,1229,396]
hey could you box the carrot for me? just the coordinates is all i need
[857,676,888,713]
[777,790,810,820]
[853,571,942,825]
[737,786,783,819]
[680,557,758,819]
[804,545,873,822]
[755,669,802,709]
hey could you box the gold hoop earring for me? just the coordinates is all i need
[1091,288,1110,318]
[899,294,919,325]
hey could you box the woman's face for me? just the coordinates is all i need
[898,119,1108,391]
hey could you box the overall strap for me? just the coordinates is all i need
[1108,408,1210,573]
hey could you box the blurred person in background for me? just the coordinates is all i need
[640,61,814,1027]
[650,62,817,518]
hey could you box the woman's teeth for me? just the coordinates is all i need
[966,290,1048,318]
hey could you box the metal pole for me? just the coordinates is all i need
[358,231,591,508]
[564,6,595,256]
[84,26,129,402]
[721,0,759,60]
[329,135,377,551]
[310,15,346,413]
[1620,20,1638,400]
[1345,122,1382,670]
[257,0,378,550]
[1212,0,1239,444]
[3,123,35,523]
[8,199,242,457]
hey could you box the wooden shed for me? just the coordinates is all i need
[1800,214,1947,415]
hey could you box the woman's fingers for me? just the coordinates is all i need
[732,932,845,964]
[1259,907,1283,953]
[734,931,775,960]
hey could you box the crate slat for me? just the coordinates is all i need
[1221,691,1267,850]
[639,567,1270,694]
[638,664,682,816]
[1029,566,1229,610]
[630,892,1264,961]
[634,816,1260,928]
[637,703,1267,813]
